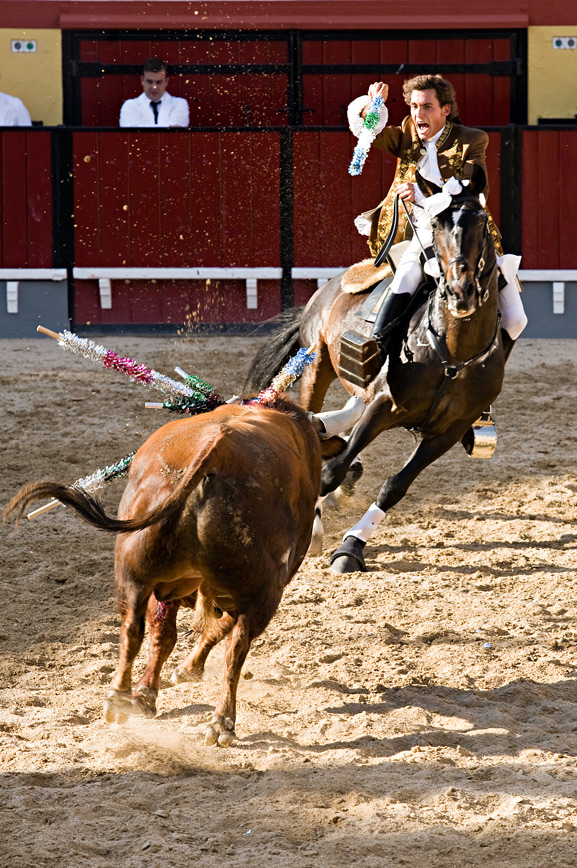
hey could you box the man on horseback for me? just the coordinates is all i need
[346,74,527,379]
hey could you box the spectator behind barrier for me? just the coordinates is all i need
[119,58,190,128]
[0,90,32,126]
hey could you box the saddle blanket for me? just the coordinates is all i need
[341,258,393,295]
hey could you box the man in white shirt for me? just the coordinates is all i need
[119,58,189,128]
[0,91,32,126]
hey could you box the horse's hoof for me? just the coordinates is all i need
[340,458,364,497]
[170,665,203,685]
[330,536,367,573]
[205,714,235,748]
[131,686,158,718]
[103,689,132,725]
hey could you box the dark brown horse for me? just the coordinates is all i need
[4,399,322,746]
[246,165,505,573]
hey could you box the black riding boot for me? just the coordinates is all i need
[339,289,411,388]
[371,291,412,358]
[501,328,515,362]
[461,328,516,456]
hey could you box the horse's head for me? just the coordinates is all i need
[418,165,496,318]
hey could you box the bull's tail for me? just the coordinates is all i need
[4,429,229,534]
[244,307,304,393]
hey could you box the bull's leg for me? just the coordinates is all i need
[131,597,181,718]
[104,586,149,724]
[205,613,253,748]
[206,589,283,748]
[171,609,235,685]
[331,425,469,574]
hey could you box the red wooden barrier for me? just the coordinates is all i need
[522,130,577,269]
[0,131,53,268]
[3,126,576,328]
[72,130,282,325]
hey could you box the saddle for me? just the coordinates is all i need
[338,240,430,388]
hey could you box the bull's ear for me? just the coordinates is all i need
[415,169,442,198]
[468,162,487,197]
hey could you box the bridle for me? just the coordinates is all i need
[438,208,496,306]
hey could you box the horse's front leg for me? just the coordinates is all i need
[320,393,395,496]
[331,424,468,574]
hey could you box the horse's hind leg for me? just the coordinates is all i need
[131,596,182,718]
[299,342,337,413]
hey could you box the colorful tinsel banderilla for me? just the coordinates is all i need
[54,329,223,405]
[255,346,316,404]
[72,452,136,494]
[26,452,137,519]
[51,328,225,414]
[348,94,385,176]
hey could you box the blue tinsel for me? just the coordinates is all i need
[285,347,316,377]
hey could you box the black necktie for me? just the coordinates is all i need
[150,100,161,124]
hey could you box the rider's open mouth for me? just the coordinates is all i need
[417,122,430,135]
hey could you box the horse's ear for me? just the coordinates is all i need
[468,162,487,198]
[415,169,442,198]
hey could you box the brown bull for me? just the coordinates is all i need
[4,399,322,746]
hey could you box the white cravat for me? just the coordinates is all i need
[413,125,446,226]
[416,125,445,186]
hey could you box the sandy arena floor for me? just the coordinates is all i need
[1,332,577,868]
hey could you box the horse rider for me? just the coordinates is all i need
[347,74,527,372]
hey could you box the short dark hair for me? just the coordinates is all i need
[142,58,169,76]
[402,74,459,120]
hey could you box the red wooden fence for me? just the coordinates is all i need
[521,130,577,269]
[1,127,576,328]
[0,131,53,268]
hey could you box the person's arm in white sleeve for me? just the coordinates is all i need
[11,98,31,126]
[119,100,141,128]
[347,83,388,138]
[169,98,190,128]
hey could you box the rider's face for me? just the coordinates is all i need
[410,89,450,140]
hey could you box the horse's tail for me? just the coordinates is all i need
[244,307,304,392]
[3,429,229,534]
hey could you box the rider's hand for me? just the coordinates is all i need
[396,182,416,203]
[368,82,389,102]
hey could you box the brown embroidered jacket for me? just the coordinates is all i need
[365,115,502,256]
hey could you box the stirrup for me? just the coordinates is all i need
[461,410,497,459]
[339,330,382,388]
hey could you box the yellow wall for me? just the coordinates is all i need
[0,29,61,126]
[528,26,577,124]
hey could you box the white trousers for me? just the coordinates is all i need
[389,230,527,341]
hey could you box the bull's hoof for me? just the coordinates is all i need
[170,664,204,685]
[204,714,235,748]
[103,689,133,724]
[131,686,158,718]
[330,536,367,574]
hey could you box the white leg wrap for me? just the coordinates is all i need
[315,395,365,439]
[344,502,386,543]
